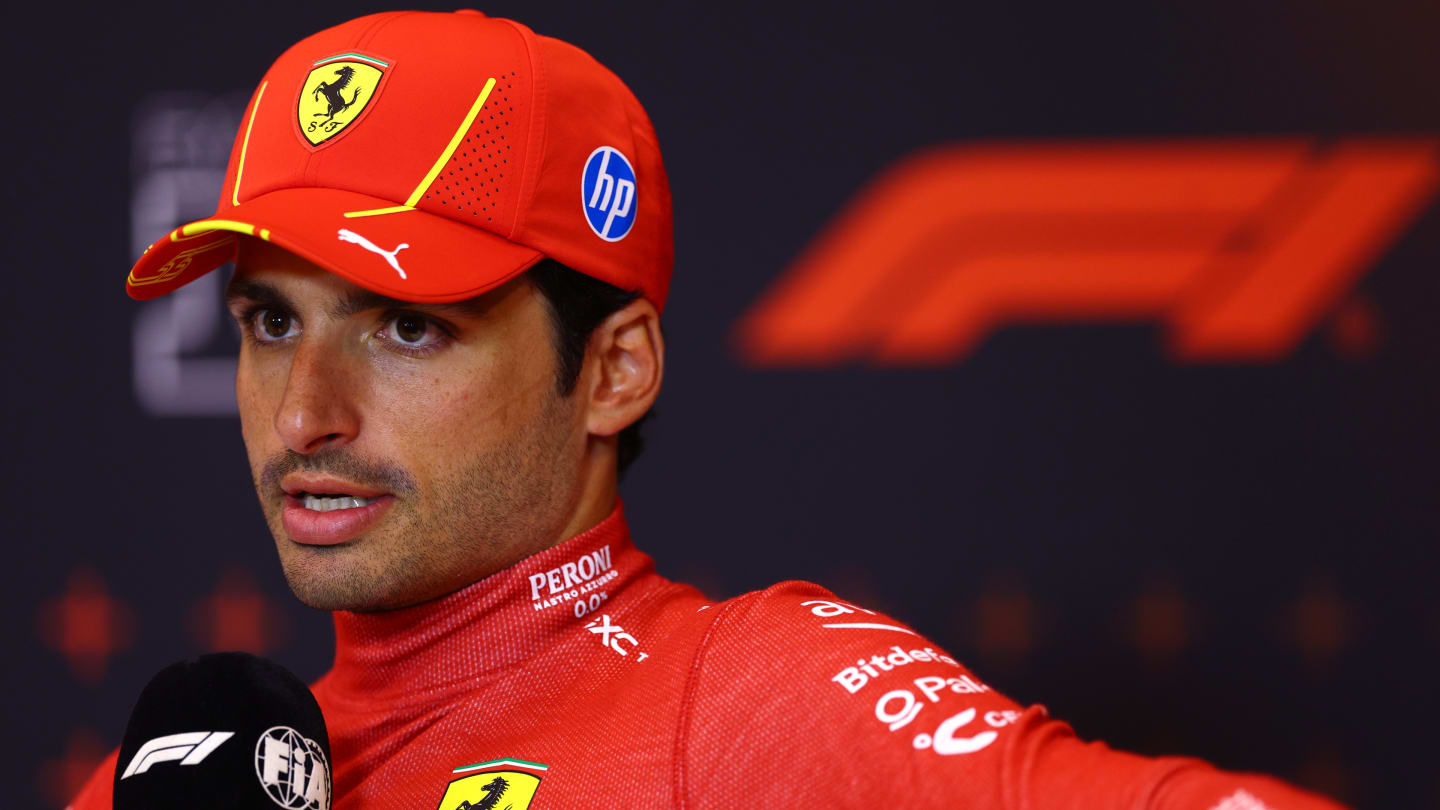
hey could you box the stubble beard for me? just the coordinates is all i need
[255,392,579,612]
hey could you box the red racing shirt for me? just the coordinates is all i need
[70,504,1344,809]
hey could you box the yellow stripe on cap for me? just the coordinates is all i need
[232,81,268,207]
[404,78,497,208]
[343,205,418,218]
[178,220,259,238]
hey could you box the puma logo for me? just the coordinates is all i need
[337,228,409,279]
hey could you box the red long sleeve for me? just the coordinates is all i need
[71,506,1342,810]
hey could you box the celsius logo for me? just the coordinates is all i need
[582,146,637,241]
[254,726,331,810]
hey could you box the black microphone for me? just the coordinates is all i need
[113,652,332,810]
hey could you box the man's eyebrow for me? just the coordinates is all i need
[224,279,292,314]
[223,278,499,320]
[327,287,498,321]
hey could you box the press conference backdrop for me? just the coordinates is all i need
[6,1,1438,807]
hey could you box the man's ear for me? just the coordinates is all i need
[584,297,663,437]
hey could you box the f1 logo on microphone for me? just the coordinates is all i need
[582,146,637,241]
[120,731,234,778]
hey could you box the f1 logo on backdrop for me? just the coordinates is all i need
[582,146,637,241]
[734,139,1440,365]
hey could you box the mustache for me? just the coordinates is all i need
[259,448,419,497]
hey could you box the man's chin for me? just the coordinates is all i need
[281,569,410,612]
[282,565,374,612]
[275,538,400,612]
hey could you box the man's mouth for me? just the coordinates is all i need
[279,475,395,543]
[298,492,379,512]
[281,491,396,546]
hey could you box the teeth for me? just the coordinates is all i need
[301,494,375,512]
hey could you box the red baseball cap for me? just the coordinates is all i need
[126,9,673,310]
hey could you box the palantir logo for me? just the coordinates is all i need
[254,725,331,810]
[581,146,637,241]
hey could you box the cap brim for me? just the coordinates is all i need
[126,187,544,303]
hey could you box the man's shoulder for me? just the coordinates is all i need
[672,581,1030,805]
[702,579,932,649]
[690,579,990,698]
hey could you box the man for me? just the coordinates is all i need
[73,10,1343,809]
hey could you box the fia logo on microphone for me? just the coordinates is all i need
[254,726,331,810]
[582,146,638,241]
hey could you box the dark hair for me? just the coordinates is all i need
[525,258,652,476]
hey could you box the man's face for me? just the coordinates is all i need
[227,239,588,612]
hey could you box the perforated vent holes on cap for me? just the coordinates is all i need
[427,72,518,223]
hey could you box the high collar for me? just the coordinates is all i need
[321,502,652,704]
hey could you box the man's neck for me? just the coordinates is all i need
[554,438,620,546]
[319,502,648,698]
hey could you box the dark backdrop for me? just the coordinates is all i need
[5,1,1438,808]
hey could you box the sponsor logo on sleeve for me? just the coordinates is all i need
[830,645,984,695]
[822,640,1026,758]
[869,677,1033,757]
[795,595,1022,756]
[801,598,917,635]
[910,708,999,755]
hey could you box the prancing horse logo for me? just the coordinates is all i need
[432,761,547,810]
[312,66,361,122]
[338,229,409,279]
[297,56,387,147]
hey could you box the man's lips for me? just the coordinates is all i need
[280,473,389,499]
[281,494,395,546]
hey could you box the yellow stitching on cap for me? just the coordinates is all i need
[343,205,418,218]
[129,237,234,286]
[259,228,271,240]
[169,227,231,243]
[403,77,497,208]
[182,220,257,237]
[233,81,268,207]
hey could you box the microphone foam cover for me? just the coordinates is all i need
[114,651,331,810]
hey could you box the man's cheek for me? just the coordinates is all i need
[380,388,494,452]
[238,416,277,488]
[235,372,271,443]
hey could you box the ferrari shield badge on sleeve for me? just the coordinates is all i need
[296,54,389,147]
[433,760,547,810]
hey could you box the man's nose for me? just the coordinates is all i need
[273,336,362,454]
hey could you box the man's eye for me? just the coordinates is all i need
[381,313,445,349]
[251,309,299,341]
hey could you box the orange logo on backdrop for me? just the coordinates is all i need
[734,139,1440,365]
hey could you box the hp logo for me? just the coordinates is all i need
[581,146,637,241]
